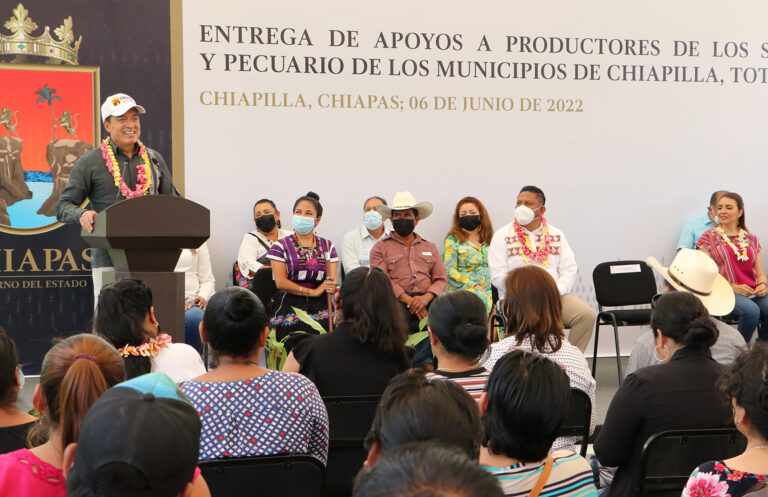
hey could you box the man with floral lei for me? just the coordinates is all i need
[488,185,595,352]
[56,93,177,301]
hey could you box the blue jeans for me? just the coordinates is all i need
[185,306,205,353]
[732,293,768,342]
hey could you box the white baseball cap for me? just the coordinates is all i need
[101,93,146,122]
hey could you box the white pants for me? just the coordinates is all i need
[91,266,115,310]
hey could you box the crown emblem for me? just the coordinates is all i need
[0,3,81,65]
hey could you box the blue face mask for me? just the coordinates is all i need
[364,210,383,231]
[292,215,316,235]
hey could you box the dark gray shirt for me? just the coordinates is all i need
[55,138,177,267]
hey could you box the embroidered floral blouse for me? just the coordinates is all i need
[442,235,492,313]
[698,228,761,287]
[683,460,767,497]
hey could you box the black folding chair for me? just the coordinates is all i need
[322,395,382,497]
[199,454,325,497]
[558,388,591,457]
[638,428,746,496]
[249,267,278,308]
[592,260,657,384]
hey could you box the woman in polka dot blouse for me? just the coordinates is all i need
[181,287,329,463]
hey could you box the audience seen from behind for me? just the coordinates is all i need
[236,198,292,286]
[180,287,329,463]
[353,441,504,497]
[677,190,726,251]
[363,368,482,467]
[370,191,447,368]
[480,350,598,497]
[425,290,490,401]
[698,191,768,343]
[0,328,35,454]
[175,243,216,353]
[0,334,124,497]
[94,279,205,383]
[283,266,410,396]
[683,344,768,496]
[267,191,338,346]
[64,373,210,497]
[443,196,495,314]
[482,265,596,452]
[341,196,390,273]
[626,248,744,375]
[488,185,595,352]
[594,291,733,497]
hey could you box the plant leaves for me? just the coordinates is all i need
[418,316,428,331]
[405,331,429,347]
[291,306,328,334]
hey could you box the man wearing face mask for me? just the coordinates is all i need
[341,196,390,273]
[675,190,726,251]
[236,198,293,285]
[488,185,596,352]
[370,192,448,367]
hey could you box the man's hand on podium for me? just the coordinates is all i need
[80,210,97,233]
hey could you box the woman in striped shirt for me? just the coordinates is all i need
[698,191,768,342]
[425,290,490,401]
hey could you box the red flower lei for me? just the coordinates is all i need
[100,139,153,198]
[513,218,552,267]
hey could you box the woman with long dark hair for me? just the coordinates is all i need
[698,191,768,342]
[595,291,733,497]
[283,266,410,396]
[94,279,206,382]
[443,196,494,314]
[0,328,36,454]
[481,266,595,452]
[0,334,124,496]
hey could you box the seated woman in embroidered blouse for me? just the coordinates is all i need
[94,279,206,383]
[0,334,124,497]
[268,192,338,345]
[481,266,596,453]
[181,287,329,463]
[425,290,490,402]
[443,196,494,314]
[683,343,768,497]
[698,191,768,342]
[480,350,598,497]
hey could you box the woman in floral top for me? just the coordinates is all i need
[698,191,768,342]
[443,196,494,314]
[683,344,768,496]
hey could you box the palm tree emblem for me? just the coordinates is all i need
[35,84,61,141]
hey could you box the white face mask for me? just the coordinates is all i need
[515,205,540,226]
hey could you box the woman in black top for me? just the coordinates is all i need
[283,267,410,396]
[0,328,35,454]
[594,291,733,497]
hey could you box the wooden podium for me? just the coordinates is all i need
[82,196,210,343]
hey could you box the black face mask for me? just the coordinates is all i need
[392,218,416,237]
[255,215,277,233]
[458,215,480,231]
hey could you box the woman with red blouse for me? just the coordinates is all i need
[698,191,768,342]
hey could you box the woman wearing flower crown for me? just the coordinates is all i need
[698,192,768,342]
[94,279,206,382]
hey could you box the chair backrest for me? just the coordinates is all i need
[638,428,746,496]
[592,260,658,308]
[558,388,591,457]
[249,267,278,307]
[323,395,382,447]
[199,454,325,497]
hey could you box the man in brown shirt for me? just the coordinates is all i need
[370,192,448,357]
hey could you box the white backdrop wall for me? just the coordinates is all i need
[182,1,768,355]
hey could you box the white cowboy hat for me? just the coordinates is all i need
[376,191,433,219]
[646,248,735,316]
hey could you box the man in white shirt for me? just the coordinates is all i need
[236,198,292,284]
[341,196,390,273]
[488,186,595,351]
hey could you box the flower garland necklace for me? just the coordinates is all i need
[513,218,552,267]
[100,139,152,198]
[118,333,172,358]
[715,226,750,262]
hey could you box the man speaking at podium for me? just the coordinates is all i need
[56,93,177,303]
